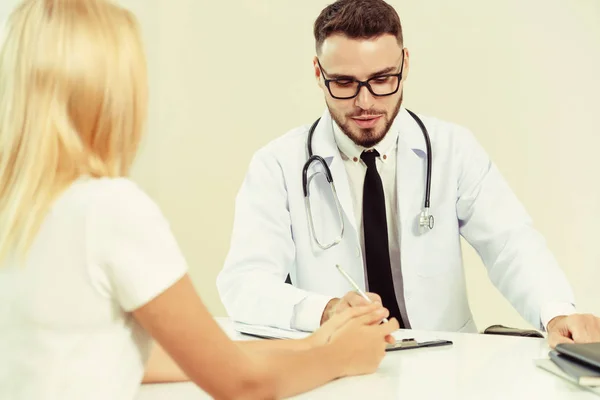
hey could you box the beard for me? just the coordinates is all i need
[327,91,403,148]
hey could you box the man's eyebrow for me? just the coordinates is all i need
[367,66,397,79]
[325,66,398,80]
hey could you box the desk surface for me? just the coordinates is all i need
[137,318,598,400]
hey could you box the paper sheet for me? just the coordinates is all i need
[233,322,311,340]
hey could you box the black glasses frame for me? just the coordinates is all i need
[317,50,405,100]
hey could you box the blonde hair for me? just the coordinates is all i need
[0,0,148,262]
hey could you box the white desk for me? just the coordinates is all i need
[137,318,598,400]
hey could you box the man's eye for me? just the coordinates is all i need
[333,80,354,86]
[372,76,392,83]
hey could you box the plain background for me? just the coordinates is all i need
[2,0,599,331]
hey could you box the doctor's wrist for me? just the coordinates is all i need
[546,315,567,333]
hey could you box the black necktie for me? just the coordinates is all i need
[361,150,404,327]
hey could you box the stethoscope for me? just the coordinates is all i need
[302,109,434,250]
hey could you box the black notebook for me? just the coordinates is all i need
[556,343,600,371]
[549,350,600,386]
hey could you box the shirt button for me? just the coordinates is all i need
[383,154,387,160]
[353,157,358,162]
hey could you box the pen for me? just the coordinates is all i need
[335,264,389,323]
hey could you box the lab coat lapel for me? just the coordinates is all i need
[309,110,358,234]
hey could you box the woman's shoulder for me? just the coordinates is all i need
[69,176,151,201]
[59,177,162,222]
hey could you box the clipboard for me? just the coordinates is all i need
[385,337,453,352]
[233,322,453,352]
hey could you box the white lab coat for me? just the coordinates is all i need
[217,108,575,333]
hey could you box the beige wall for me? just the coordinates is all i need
[3,0,599,329]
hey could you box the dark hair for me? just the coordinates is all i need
[313,0,403,54]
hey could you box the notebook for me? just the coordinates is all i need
[549,350,600,386]
[556,343,600,371]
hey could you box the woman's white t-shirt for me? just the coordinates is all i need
[0,178,188,400]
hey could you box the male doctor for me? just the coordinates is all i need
[217,0,600,347]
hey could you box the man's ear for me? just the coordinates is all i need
[401,47,410,83]
[313,56,324,89]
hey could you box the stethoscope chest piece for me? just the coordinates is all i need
[419,208,434,234]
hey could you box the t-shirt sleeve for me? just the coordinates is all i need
[87,179,188,312]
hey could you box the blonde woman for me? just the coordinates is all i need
[0,0,399,399]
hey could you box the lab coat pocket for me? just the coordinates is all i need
[410,231,460,278]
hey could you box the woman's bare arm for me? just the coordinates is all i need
[134,274,396,399]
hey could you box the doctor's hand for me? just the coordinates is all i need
[311,305,400,377]
[310,303,396,347]
[547,313,600,348]
[320,291,384,326]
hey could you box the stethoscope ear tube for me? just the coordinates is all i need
[306,118,321,158]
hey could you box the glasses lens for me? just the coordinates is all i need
[368,75,400,95]
[329,79,359,99]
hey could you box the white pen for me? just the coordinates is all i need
[335,264,389,323]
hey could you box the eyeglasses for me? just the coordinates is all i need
[317,50,405,100]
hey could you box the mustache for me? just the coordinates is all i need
[346,110,386,118]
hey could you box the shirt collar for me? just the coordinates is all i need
[332,111,401,163]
